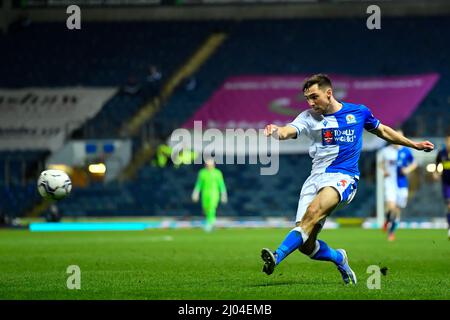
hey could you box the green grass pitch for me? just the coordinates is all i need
[0,228,449,300]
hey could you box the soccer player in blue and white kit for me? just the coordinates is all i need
[261,74,434,285]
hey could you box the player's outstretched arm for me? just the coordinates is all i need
[264,124,297,140]
[372,124,434,152]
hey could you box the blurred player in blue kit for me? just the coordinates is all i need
[262,74,434,284]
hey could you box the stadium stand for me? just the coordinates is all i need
[0,21,226,217]
[0,150,49,218]
[0,21,224,138]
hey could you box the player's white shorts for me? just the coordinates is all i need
[396,187,408,209]
[384,178,397,204]
[384,179,408,208]
[295,172,358,224]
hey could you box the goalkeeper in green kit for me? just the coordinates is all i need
[192,159,228,232]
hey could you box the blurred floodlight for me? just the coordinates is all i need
[426,163,443,173]
[88,163,106,174]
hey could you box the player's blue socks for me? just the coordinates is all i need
[273,228,344,266]
[274,227,304,265]
[310,240,344,265]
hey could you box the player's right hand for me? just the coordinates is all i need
[264,124,279,137]
[414,140,434,152]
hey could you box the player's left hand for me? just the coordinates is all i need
[414,141,434,152]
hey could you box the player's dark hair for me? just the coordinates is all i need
[303,74,332,92]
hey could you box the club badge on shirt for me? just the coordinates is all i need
[337,179,348,187]
[346,114,357,124]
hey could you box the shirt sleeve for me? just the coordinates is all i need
[362,105,381,132]
[287,111,309,138]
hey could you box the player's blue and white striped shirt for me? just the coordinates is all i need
[288,102,380,179]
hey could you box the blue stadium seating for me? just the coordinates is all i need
[0,150,49,217]
[0,21,223,139]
